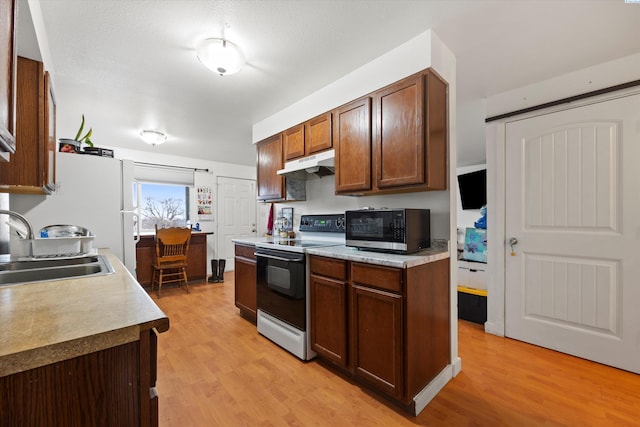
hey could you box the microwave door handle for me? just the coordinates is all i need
[255,252,304,263]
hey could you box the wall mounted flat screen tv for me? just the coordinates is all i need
[457,169,487,210]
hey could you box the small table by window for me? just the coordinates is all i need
[136,231,213,287]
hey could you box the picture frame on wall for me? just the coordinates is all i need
[196,186,213,220]
[281,207,293,232]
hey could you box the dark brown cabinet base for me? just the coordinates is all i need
[234,243,257,322]
[310,255,450,412]
[0,329,159,427]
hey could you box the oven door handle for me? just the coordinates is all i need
[255,252,304,263]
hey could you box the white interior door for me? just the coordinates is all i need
[217,177,256,271]
[505,93,640,373]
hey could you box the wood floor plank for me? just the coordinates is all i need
[150,274,640,426]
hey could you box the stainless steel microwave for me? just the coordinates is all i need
[345,208,430,253]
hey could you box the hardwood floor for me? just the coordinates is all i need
[150,276,640,426]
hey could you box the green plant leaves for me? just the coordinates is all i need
[81,128,93,147]
[74,114,86,141]
[74,114,94,147]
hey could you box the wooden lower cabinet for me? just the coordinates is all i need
[309,255,450,411]
[234,243,257,321]
[350,283,403,399]
[310,256,348,368]
[0,329,160,427]
[136,232,209,286]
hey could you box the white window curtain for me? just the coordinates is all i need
[133,162,195,186]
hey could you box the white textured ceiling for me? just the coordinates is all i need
[20,0,640,167]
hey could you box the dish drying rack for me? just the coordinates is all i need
[10,224,97,260]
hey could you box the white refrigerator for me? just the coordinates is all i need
[10,152,138,274]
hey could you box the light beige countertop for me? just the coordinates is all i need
[232,236,277,246]
[0,249,169,377]
[232,237,450,268]
[306,244,450,268]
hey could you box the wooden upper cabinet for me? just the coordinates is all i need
[334,96,372,194]
[374,72,425,189]
[423,69,448,191]
[305,112,332,155]
[335,68,447,196]
[373,69,447,192]
[0,0,17,154]
[0,57,56,194]
[284,112,333,161]
[283,124,305,161]
[260,67,447,199]
[256,133,285,201]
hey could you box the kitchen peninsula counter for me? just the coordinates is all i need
[0,249,169,377]
[306,243,450,268]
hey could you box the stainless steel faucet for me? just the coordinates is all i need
[0,210,35,240]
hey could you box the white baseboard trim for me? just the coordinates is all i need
[413,364,453,415]
[484,321,505,336]
[452,356,462,376]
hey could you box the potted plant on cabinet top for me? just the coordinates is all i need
[59,114,93,153]
[58,116,113,157]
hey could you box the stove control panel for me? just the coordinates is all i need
[299,214,345,233]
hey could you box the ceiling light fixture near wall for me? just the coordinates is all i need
[140,130,167,146]
[196,38,246,76]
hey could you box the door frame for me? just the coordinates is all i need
[485,86,640,337]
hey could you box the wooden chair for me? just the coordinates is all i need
[151,225,192,298]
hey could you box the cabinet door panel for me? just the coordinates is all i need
[284,124,305,160]
[306,112,332,154]
[334,97,372,193]
[374,73,424,189]
[44,71,56,192]
[257,134,285,201]
[234,256,257,321]
[350,284,403,399]
[310,275,347,367]
[0,56,55,194]
[0,339,142,425]
[0,0,16,152]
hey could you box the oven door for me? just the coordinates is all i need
[256,248,306,331]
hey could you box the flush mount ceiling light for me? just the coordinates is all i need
[196,38,246,76]
[140,130,167,146]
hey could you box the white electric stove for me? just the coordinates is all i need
[255,214,345,360]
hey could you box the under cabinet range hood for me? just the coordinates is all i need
[277,149,335,180]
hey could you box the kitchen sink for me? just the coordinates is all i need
[0,255,115,287]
